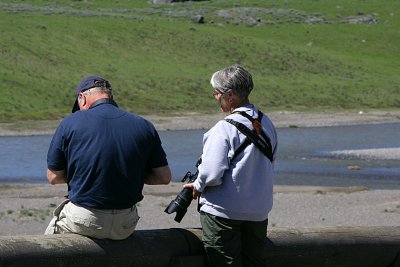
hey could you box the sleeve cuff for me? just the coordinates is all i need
[193,179,204,193]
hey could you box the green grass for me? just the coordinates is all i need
[0,0,399,121]
[19,205,51,221]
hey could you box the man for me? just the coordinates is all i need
[184,65,277,266]
[45,75,171,240]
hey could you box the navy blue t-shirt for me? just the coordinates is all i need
[47,103,168,209]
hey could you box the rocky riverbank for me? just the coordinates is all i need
[1,110,399,135]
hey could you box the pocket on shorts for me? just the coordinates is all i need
[69,214,103,230]
[66,204,103,231]
[121,208,140,230]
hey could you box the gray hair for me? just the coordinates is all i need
[83,85,113,98]
[210,65,254,98]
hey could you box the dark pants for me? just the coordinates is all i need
[200,212,268,267]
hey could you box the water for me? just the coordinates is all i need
[0,123,399,189]
[0,135,49,183]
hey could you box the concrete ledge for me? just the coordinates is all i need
[0,228,204,267]
[0,226,399,267]
[266,226,400,267]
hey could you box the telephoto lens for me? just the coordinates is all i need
[164,187,194,222]
[165,158,202,222]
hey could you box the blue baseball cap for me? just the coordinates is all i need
[72,75,112,113]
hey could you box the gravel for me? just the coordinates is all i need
[1,184,399,237]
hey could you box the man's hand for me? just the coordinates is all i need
[183,183,201,199]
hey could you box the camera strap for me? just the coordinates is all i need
[225,110,274,163]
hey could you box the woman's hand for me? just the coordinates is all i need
[183,183,202,199]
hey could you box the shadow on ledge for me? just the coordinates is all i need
[0,226,399,267]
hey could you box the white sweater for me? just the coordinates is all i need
[193,104,278,221]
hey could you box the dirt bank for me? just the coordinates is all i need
[1,110,399,136]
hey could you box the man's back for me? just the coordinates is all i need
[45,75,171,240]
[47,104,168,209]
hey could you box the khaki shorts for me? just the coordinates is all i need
[45,199,139,240]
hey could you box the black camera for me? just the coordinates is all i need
[164,158,201,223]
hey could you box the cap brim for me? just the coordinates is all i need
[72,99,79,113]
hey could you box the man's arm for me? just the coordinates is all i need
[47,169,67,185]
[144,165,172,185]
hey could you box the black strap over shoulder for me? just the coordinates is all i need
[225,110,274,163]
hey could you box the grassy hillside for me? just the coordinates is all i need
[0,0,399,121]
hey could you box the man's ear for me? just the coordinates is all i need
[78,94,86,109]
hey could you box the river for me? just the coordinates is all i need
[0,123,399,189]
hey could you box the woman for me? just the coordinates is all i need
[184,65,278,266]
